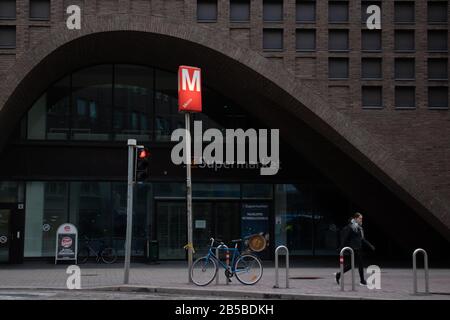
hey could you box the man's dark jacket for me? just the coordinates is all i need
[340,224,374,251]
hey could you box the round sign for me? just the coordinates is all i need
[61,236,73,248]
[43,224,51,232]
[64,225,71,232]
[0,236,7,244]
[248,234,267,252]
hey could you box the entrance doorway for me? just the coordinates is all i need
[0,204,25,264]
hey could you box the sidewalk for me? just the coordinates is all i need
[0,262,449,300]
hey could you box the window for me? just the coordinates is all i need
[428,59,448,80]
[428,87,448,109]
[329,58,349,79]
[395,30,415,51]
[395,87,415,109]
[296,29,315,51]
[329,1,348,23]
[362,30,381,51]
[197,0,217,22]
[263,0,283,22]
[394,2,415,24]
[395,58,415,80]
[362,86,382,108]
[29,0,50,20]
[230,0,250,22]
[296,0,315,22]
[361,58,382,79]
[428,1,448,24]
[0,0,16,19]
[328,29,348,51]
[0,26,15,48]
[361,1,381,24]
[263,29,283,50]
[428,30,448,51]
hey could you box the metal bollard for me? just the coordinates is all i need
[340,247,355,291]
[274,245,289,289]
[215,244,229,285]
[413,248,429,295]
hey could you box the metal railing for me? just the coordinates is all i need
[413,248,429,295]
[216,244,229,285]
[274,245,289,289]
[340,247,355,291]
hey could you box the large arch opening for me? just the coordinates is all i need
[0,20,448,262]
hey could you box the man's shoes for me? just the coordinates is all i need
[334,272,340,285]
[359,280,367,286]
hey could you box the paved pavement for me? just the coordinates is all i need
[0,261,449,300]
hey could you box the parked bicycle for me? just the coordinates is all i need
[190,237,263,286]
[77,237,117,264]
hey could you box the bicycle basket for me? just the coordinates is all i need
[247,234,267,252]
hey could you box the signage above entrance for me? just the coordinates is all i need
[178,66,202,113]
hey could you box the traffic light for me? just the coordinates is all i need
[135,147,150,182]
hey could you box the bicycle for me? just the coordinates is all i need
[190,237,263,286]
[77,237,117,264]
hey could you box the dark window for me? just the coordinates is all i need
[263,29,283,50]
[71,65,113,140]
[362,86,382,108]
[428,1,448,24]
[361,1,381,24]
[296,29,315,51]
[428,30,448,51]
[395,58,415,79]
[0,0,16,19]
[428,87,449,109]
[394,2,415,24]
[263,0,283,22]
[395,87,415,109]
[328,29,349,51]
[230,0,250,22]
[29,0,50,20]
[395,30,415,51]
[296,0,315,22]
[329,58,349,79]
[329,1,348,23]
[428,59,448,80]
[361,58,382,79]
[0,26,15,48]
[362,30,381,51]
[197,0,217,21]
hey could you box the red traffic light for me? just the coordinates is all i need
[138,148,150,159]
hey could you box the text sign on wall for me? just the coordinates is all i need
[55,223,78,264]
[178,66,202,113]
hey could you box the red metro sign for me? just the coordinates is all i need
[178,66,202,113]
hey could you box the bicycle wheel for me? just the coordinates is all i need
[190,256,217,286]
[234,254,263,285]
[77,247,89,264]
[100,247,117,264]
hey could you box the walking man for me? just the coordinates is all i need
[335,212,375,286]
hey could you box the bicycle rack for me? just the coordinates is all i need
[413,248,429,295]
[274,245,289,289]
[340,247,355,291]
[216,244,229,285]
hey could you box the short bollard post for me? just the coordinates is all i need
[340,247,355,291]
[413,248,429,295]
[274,245,289,289]
[215,244,228,285]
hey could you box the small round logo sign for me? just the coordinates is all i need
[64,225,71,232]
[43,224,51,232]
[0,236,7,244]
[61,236,73,248]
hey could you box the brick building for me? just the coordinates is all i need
[0,1,448,263]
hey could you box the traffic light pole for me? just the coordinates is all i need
[124,139,136,284]
[185,112,193,283]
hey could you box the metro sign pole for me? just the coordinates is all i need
[178,66,202,283]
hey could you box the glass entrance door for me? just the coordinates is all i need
[156,202,186,259]
[0,209,11,263]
